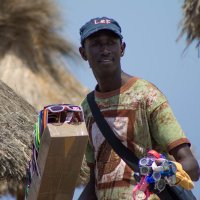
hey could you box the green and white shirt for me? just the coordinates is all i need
[81,77,190,200]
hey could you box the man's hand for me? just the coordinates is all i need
[170,143,200,181]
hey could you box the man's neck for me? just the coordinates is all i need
[96,71,133,93]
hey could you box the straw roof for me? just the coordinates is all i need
[0,80,37,194]
[0,0,90,196]
[0,0,89,110]
[178,0,200,48]
[0,54,88,110]
[0,0,77,74]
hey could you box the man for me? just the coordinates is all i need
[78,17,200,199]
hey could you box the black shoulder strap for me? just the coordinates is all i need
[87,91,139,172]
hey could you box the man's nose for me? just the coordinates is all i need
[101,45,111,55]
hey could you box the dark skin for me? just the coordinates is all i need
[79,30,130,92]
[78,30,200,199]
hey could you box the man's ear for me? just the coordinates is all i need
[79,47,87,61]
[120,42,126,57]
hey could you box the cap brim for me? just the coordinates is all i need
[81,26,123,43]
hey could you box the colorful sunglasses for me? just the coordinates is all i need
[45,104,82,112]
[25,142,41,198]
[43,104,84,128]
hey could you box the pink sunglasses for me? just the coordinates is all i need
[44,104,84,125]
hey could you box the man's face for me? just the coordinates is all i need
[79,30,125,78]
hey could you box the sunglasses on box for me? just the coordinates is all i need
[25,103,84,198]
[45,104,82,112]
[43,104,84,128]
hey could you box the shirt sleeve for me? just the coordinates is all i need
[85,140,95,167]
[149,101,190,152]
[144,82,190,152]
[81,97,96,166]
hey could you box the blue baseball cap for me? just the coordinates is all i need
[80,17,123,44]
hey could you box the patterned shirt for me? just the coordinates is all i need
[81,77,190,200]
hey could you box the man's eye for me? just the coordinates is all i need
[90,41,99,47]
[108,41,115,45]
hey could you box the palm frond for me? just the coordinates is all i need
[0,0,78,75]
[0,0,90,189]
[0,80,37,194]
[178,0,200,48]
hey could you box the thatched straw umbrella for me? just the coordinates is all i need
[178,0,200,48]
[0,0,89,197]
[0,0,88,109]
[0,80,37,196]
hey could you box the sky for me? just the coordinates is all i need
[56,0,200,199]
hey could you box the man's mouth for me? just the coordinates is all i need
[98,59,112,63]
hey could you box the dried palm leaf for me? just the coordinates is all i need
[0,80,37,194]
[0,0,90,192]
[178,0,200,48]
[0,0,78,81]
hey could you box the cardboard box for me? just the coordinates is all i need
[27,123,88,200]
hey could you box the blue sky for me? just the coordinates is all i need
[57,0,200,198]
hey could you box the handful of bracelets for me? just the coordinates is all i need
[133,150,194,200]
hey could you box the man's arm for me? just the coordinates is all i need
[170,143,200,181]
[78,166,97,200]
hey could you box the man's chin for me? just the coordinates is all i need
[98,67,117,77]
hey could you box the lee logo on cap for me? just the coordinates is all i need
[93,19,111,24]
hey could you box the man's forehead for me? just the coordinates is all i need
[86,30,121,40]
